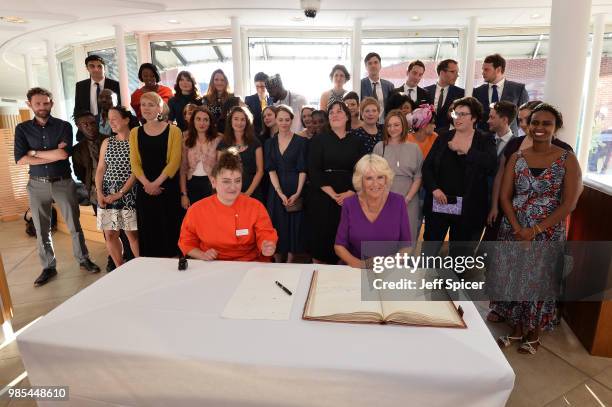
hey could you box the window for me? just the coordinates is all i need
[150,39,233,95]
[60,57,75,120]
[584,33,612,187]
[34,64,50,90]
[363,36,460,88]
[248,36,351,106]
[88,44,140,94]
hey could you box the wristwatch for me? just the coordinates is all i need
[180,192,187,196]
[30,150,38,157]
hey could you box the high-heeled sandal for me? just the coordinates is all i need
[518,338,541,354]
[497,335,523,348]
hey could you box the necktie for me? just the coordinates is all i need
[372,82,379,100]
[437,88,445,113]
[408,88,414,101]
[491,84,499,103]
[495,137,503,155]
[261,97,267,111]
[95,82,101,114]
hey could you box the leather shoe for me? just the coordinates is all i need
[34,268,57,287]
[79,258,101,273]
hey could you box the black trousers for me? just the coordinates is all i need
[187,176,213,205]
[422,212,483,259]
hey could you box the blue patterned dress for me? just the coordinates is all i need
[488,150,569,332]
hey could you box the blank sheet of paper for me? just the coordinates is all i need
[222,267,302,320]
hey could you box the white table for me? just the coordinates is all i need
[18,257,514,407]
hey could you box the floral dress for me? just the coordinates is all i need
[488,150,569,332]
[97,136,137,231]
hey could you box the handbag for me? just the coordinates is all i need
[285,196,304,212]
[432,196,463,215]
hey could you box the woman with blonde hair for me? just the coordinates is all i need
[373,109,423,242]
[353,97,383,153]
[203,69,239,132]
[334,154,411,267]
[129,91,183,257]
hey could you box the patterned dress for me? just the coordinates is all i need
[352,124,383,154]
[488,150,569,332]
[97,135,137,231]
[326,89,346,109]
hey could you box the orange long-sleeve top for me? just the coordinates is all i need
[179,194,278,262]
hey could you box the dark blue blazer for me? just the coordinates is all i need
[245,93,274,136]
[424,84,465,131]
[472,80,528,135]
[360,77,395,101]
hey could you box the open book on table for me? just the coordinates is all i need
[303,269,466,328]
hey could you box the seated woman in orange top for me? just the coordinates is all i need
[179,150,278,262]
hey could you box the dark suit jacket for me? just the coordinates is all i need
[360,77,395,101]
[422,129,497,228]
[393,84,432,106]
[74,78,121,116]
[245,93,274,136]
[472,80,528,136]
[424,84,465,130]
[72,136,107,195]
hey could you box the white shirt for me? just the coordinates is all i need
[275,90,307,133]
[403,84,418,102]
[369,78,385,123]
[487,77,505,104]
[433,83,450,111]
[90,78,106,116]
[495,128,513,156]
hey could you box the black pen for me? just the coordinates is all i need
[275,280,292,296]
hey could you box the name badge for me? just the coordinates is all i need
[236,229,249,237]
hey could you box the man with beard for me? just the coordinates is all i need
[15,87,100,287]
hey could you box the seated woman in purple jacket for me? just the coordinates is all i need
[334,154,412,267]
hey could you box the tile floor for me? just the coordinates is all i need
[0,219,610,407]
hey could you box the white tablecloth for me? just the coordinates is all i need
[18,257,514,407]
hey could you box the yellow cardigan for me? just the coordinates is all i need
[129,124,182,179]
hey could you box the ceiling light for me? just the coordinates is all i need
[168,19,180,24]
[411,16,421,21]
[530,13,542,19]
[0,16,28,24]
